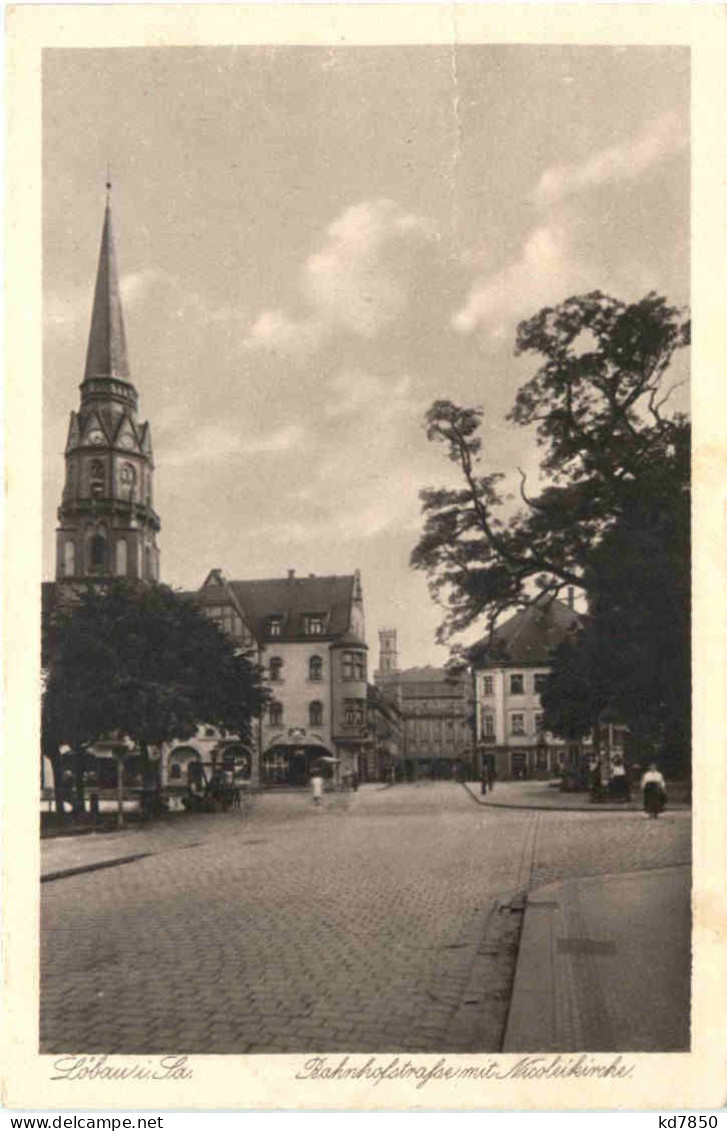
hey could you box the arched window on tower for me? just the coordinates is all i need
[144,545,152,580]
[119,462,136,502]
[63,540,75,578]
[89,460,105,499]
[115,539,128,577]
[89,532,108,574]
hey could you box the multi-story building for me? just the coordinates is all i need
[469,594,594,780]
[374,630,474,779]
[162,568,370,789]
[365,682,403,782]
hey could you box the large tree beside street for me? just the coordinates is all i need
[42,581,268,818]
[411,291,690,765]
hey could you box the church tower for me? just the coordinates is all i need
[377,628,399,675]
[55,187,161,584]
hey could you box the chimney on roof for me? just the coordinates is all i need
[567,586,575,610]
[288,569,295,580]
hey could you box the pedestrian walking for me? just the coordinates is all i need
[486,763,495,793]
[641,763,667,818]
[310,768,324,807]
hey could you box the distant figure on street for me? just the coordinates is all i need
[641,763,667,818]
[480,768,488,795]
[589,761,602,803]
[486,763,495,792]
[610,755,630,802]
[310,769,324,806]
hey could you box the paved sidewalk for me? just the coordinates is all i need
[504,864,691,1052]
[462,779,690,812]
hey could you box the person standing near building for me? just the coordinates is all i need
[641,763,667,818]
[610,755,630,802]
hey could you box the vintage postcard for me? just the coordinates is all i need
[4,2,726,1114]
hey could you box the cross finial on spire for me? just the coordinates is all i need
[105,164,112,202]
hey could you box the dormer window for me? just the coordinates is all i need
[305,615,325,636]
[266,616,282,638]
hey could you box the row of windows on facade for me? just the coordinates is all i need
[265,614,336,638]
[267,698,365,727]
[405,717,461,735]
[70,459,151,505]
[62,536,155,578]
[481,673,549,697]
[267,652,365,683]
[480,711,547,739]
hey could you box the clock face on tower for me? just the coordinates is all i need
[87,429,104,445]
[118,434,135,450]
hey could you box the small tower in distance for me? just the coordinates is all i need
[55,183,161,586]
[377,628,399,675]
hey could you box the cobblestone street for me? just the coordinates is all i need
[40,783,691,1054]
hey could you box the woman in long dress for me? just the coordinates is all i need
[310,768,324,806]
[641,763,667,818]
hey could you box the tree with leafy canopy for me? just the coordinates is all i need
[42,581,268,820]
[411,291,690,763]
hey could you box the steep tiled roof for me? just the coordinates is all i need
[228,574,356,643]
[470,597,582,667]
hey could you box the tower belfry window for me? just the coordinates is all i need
[63,540,76,578]
[90,459,105,498]
[116,539,128,577]
[89,532,108,573]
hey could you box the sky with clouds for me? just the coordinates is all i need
[43,45,689,668]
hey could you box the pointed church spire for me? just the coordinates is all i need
[84,186,130,381]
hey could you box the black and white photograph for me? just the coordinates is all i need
[4,3,726,1116]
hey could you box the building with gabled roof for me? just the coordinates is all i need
[469,593,595,780]
[163,568,371,789]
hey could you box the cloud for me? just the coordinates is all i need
[533,112,687,207]
[243,423,305,453]
[452,222,596,340]
[304,200,430,338]
[324,369,423,422]
[242,199,433,356]
[158,421,304,468]
[242,309,324,359]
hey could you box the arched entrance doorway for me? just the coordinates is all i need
[218,742,253,784]
[168,745,203,787]
[262,730,337,787]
